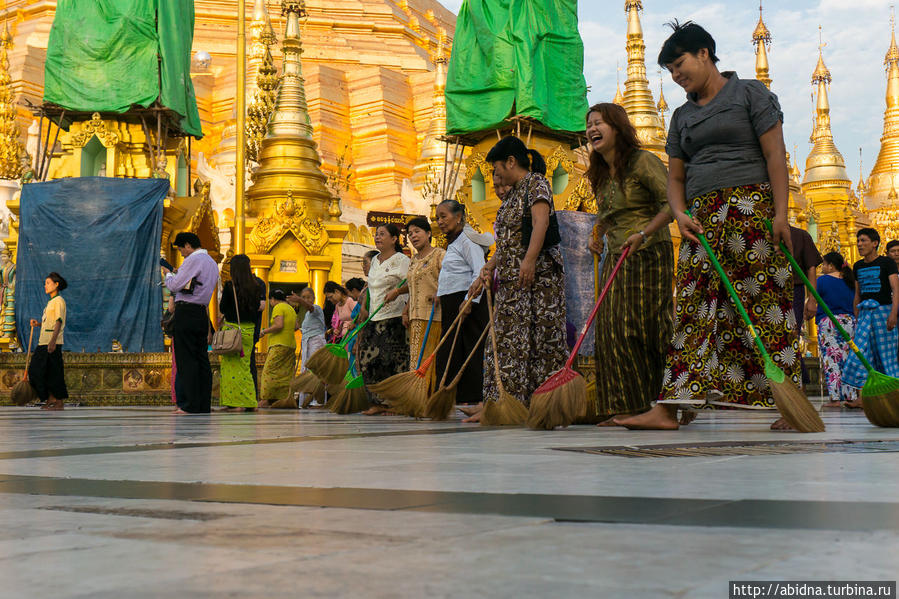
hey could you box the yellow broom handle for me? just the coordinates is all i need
[485,285,505,394]
[22,324,35,380]
[437,316,464,387]
[447,322,491,388]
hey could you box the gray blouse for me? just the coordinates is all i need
[666,72,783,199]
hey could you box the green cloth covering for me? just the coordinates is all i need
[44,0,203,138]
[446,0,588,135]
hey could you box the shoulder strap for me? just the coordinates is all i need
[230,280,241,323]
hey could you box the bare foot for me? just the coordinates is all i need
[596,416,620,427]
[172,408,189,415]
[678,409,698,426]
[362,405,388,416]
[257,400,272,409]
[459,403,483,417]
[843,399,863,409]
[613,404,679,430]
[42,399,64,411]
[770,417,795,431]
[462,412,481,423]
[822,401,843,409]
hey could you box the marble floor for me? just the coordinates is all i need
[0,405,897,598]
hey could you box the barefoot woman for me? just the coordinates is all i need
[617,21,799,430]
[586,103,674,425]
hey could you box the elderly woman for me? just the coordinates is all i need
[468,136,568,422]
[359,224,411,414]
[401,217,445,375]
[617,22,800,430]
[586,103,674,424]
[258,288,298,407]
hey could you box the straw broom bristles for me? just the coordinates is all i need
[526,369,587,430]
[424,324,490,421]
[480,287,526,426]
[861,371,899,427]
[11,325,36,407]
[305,346,349,385]
[329,384,370,414]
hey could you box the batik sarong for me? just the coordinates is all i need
[817,315,859,403]
[260,344,297,402]
[659,183,801,408]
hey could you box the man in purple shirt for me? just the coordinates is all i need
[162,232,219,414]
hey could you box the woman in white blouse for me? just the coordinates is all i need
[435,200,492,409]
[358,223,411,415]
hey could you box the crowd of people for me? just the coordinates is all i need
[17,22,899,431]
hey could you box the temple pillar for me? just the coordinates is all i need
[250,253,274,352]
[305,255,333,308]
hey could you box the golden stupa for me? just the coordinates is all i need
[622,0,667,158]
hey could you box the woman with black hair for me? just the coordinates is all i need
[806,252,858,408]
[359,224,410,414]
[218,254,262,412]
[468,136,567,422]
[402,216,445,381]
[435,201,489,408]
[617,21,800,430]
[29,272,68,411]
[586,102,674,424]
[324,281,357,343]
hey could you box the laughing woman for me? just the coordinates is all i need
[586,103,674,424]
[616,21,800,430]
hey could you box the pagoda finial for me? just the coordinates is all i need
[656,68,668,125]
[246,0,281,162]
[0,17,24,180]
[267,0,312,139]
[753,1,773,89]
[803,27,849,187]
[621,0,665,154]
[613,61,624,105]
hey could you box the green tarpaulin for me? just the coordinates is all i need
[43,0,203,138]
[446,0,588,136]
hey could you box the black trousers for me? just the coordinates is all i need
[251,318,261,398]
[436,290,488,404]
[28,345,68,401]
[173,302,213,413]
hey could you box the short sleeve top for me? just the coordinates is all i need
[853,256,899,306]
[269,301,298,348]
[666,72,783,199]
[594,150,671,255]
[39,294,66,346]
[368,251,411,321]
[814,275,854,323]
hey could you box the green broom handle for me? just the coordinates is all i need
[339,278,407,348]
[685,209,771,361]
[762,218,875,373]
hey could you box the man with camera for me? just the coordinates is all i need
[161,232,219,414]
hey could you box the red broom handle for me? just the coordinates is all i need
[564,246,631,368]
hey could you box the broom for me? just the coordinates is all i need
[329,359,370,414]
[11,324,36,406]
[371,296,474,417]
[763,219,899,427]
[422,319,490,420]
[527,247,631,430]
[306,278,407,384]
[481,284,528,426]
[691,210,824,432]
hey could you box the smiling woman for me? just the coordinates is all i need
[614,21,802,431]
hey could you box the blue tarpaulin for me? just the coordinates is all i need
[16,177,168,353]
[557,210,601,357]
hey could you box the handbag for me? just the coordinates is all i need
[520,173,561,250]
[210,281,244,356]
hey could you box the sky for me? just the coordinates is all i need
[438,0,897,184]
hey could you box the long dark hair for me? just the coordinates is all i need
[585,103,641,191]
[229,254,258,308]
[485,136,547,175]
[822,251,854,290]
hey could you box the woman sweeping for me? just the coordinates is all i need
[805,252,858,408]
[586,103,674,425]
[29,272,68,411]
[258,289,298,407]
[616,21,800,430]
[359,224,410,415]
[218,254,262,412]
[435,202,490,409]
[402,216,445,380]
[324,282,357,343]
[467,136,568,423]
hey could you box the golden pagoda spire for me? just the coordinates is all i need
[246,0,331,231]
[622,0,666,155]
[872,164,899,240]
[753,1,773,89]
[246,1,280,162]
[0,20,23,180]
[866,6,899,209]
[802,28,850,187]
[656,69,668,128]
[613,61,624,106]
[413,28,449,190]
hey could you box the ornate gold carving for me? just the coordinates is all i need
[70,113,120,149]
[564,175,597,213]
[819,221,842,253]
[0,25,24,180]
[545,145,574,176]
[249,190,330,254]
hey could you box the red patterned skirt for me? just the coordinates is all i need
[658,183,801,408]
